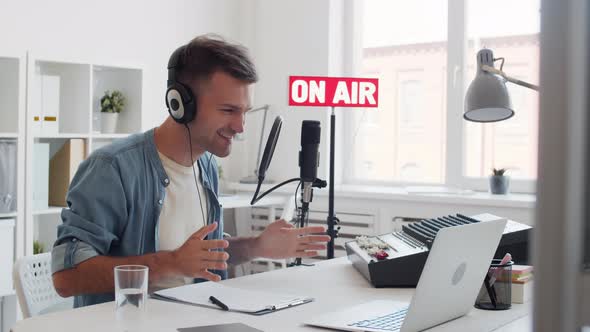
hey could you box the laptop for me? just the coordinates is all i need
[305,218,507,332]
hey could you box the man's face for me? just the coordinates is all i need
[188,71,252,157]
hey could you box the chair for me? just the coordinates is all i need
[12,252,73,318]
[247,196,295,273]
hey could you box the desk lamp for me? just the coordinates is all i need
[240,104,274,184]
[464,49,539,123]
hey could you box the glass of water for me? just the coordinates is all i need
[114,265,149,329]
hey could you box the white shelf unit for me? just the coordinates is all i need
[0,54,26,263]
[0,54,26,330]
[24,54,143,256]
[31,206,63,216]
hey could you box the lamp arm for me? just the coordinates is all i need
[481,65,539,91]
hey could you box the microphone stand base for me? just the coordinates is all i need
[287,261,315,267]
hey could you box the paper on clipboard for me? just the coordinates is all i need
[280,195,296,222]
[153,281,313,315]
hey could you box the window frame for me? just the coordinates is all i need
[343,0,538,194]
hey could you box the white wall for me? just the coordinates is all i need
[0,0,242,130]
[0,0,349,186]
[221,0,347,185]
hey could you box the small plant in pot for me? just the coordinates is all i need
[100,90,126,134]
[33,240,45,254]
[490,168,510,195]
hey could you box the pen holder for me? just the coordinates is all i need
[474,259,513,310]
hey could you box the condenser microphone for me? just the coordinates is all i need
[299,120,321,204]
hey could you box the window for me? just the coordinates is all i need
[346,0,540,192]
[463,0,540,182]
[347,0,448,184]
[398,78,423,126]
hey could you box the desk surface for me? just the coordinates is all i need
[11,258,530,332]
[219,193,286,209]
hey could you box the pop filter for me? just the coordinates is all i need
[250,116,287,206]
[257,116,283,181]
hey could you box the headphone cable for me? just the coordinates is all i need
[184,124,207,227]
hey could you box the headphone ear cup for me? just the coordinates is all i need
[166,87,185,122]
[166,83,196,124]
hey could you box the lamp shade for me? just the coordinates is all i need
[464,49,515,122]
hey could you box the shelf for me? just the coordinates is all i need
[0,289,15,297]
[92,133,131,139]
[32,206,64,216]
[34,133,89,139]
[92,65,142,134]
[0,212,17,218]
[32,60,91,134]
[0,133,18,138]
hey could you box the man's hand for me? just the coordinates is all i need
[172,222,229,281]
[254,219,331,259]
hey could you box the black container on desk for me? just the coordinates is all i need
[475,259,513,310]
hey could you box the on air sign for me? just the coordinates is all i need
[288,76,379,107]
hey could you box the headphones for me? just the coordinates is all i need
[165,45,197,124]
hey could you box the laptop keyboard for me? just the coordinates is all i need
[348,307,409,331]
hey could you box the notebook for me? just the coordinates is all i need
[153,281,313,315]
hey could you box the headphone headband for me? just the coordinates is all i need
[167,45,185,82]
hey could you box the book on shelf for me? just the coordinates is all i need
[49,139,86,206]
[33,143,50,210]
[41,74,60,135]
[32,71,61,136]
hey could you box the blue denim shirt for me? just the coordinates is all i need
[51,128,225,308]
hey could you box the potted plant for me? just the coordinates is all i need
[490,168,510,195]
[33,240,45,254]
[100,90,126,134]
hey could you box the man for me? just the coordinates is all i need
[51,35,330,307]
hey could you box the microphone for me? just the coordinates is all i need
[299,120,321,204]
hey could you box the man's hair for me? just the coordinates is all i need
[175,34,258,93]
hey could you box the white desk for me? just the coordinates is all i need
[219,193,286,209]
[11,258,531,332]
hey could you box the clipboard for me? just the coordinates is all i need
[153,282,314,315]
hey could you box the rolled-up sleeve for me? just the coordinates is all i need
[51,240,99,273]
[51,155,128,273]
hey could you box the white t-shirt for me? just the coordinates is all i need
[154,151,208,290]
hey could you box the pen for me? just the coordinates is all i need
[209,295,229,311]
[490,253,512,286]
[484,274,498,309]
[267,298,308,311]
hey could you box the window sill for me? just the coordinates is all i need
[227,182,536,209]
